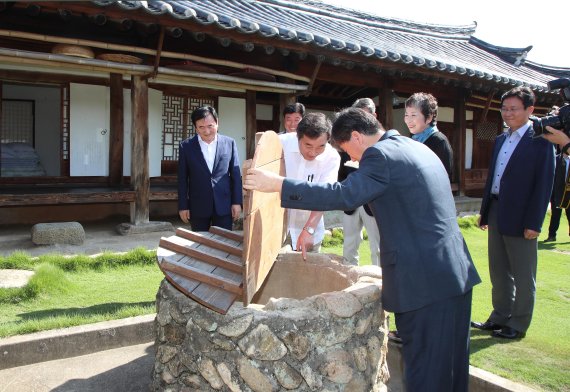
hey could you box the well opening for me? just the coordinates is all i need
[252,253,352,304]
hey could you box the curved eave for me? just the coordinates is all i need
[91,1,555,93]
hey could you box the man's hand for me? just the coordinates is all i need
[296,230,314,261]
[231,204,242,221]
[524,229,539,240]
[542,126,570,148]
[179,210,190,223]
[244,168,284,193]
[478,215,488,231]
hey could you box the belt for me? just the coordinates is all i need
[490,194,499,201]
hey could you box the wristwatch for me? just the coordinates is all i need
[303,226,315,235]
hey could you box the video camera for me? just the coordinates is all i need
[530,78,570,137]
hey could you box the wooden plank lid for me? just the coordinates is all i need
[157,131,286,314]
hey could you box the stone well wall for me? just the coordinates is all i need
[152,252,389,392]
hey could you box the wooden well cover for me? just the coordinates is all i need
[156,131,286,314]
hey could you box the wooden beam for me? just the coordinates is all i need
[108,73,124,186]
[246,90,257,159]
[455,89,467,195]
[130,75,150,225]
[378,84,393,130]
[480,89,497,123]
[304,56,323,97]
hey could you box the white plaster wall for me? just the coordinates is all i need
[70,84,109,176]
[218,97,246,167]
[122,88,162,177]
[465,129,473,169]
[2,84,61,176]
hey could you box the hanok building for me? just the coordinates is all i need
[0,0,568,226]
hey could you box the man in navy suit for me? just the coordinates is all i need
[472,87,555,339]
[244,108,481,392]
[177,106,242,231]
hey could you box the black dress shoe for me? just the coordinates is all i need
[470,320,502,331]
[543,236,556,242]
[492,326,525,339]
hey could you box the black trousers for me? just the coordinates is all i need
[190,214,233,232]
[395,290,473,392]
[548,200,570,238]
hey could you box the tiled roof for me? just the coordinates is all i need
[93,0,569,91]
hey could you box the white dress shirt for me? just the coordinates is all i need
[279,132,341,249]
[491,122,530,195]
[198,134,218,173]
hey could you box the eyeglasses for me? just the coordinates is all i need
[500,107,525,113]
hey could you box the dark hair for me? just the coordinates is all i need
[405,92,438,126]
[283,102,305,117]
[296,112,331,140]
[500,87,536,108]
[331,107,382,145]
[191,106,218,127]
[352,97,376,114]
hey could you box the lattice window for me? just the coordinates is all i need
[62,84,69,161]
[161,95,214,161]
[475,121,499,141]
[1,100,34,144]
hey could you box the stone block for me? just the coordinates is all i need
[31,222,85,245]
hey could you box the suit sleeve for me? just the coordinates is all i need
[229,139,243,205]
[524,140,555,231]
[177,141,190,211]
[282,148,389,212]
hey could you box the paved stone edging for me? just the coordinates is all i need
[0,314,538,392]
[0,314,155,370]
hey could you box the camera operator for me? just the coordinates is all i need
[542,124,570,241]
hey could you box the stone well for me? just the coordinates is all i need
[152,252,389,392]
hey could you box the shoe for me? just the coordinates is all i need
[543,236,556,242]
[470,320,502,331]
[388,330,402,344]
[492,326,525,339]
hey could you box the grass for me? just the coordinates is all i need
[0,215,568,391]
[0,248,162,337]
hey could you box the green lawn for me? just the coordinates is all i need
[0,214,568,391]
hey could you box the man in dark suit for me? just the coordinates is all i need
[177,106,242,231]
[244,107,481,392]
[472,87,555,339]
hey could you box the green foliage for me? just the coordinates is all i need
[0,247,155,271]
[322,227,344,247]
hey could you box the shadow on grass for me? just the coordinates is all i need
[17,301,155,320]
[469,329,520,354]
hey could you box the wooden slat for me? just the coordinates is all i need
[176,228,243,257]
[163,270,237,315]
[159,237,243,273]
[161,260,243,295]
[209,226,244,243]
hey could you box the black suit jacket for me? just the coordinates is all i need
[177,134,243,218]
[480,126,555,236]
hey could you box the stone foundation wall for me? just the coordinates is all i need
[152,254,388,391]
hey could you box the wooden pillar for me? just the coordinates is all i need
[246,90,257,159]
[108,73,124,186]
[378,84,393,130]
[455,89,467,195]
[130,75,150,224]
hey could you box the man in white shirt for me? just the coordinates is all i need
[279,112,340,256]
